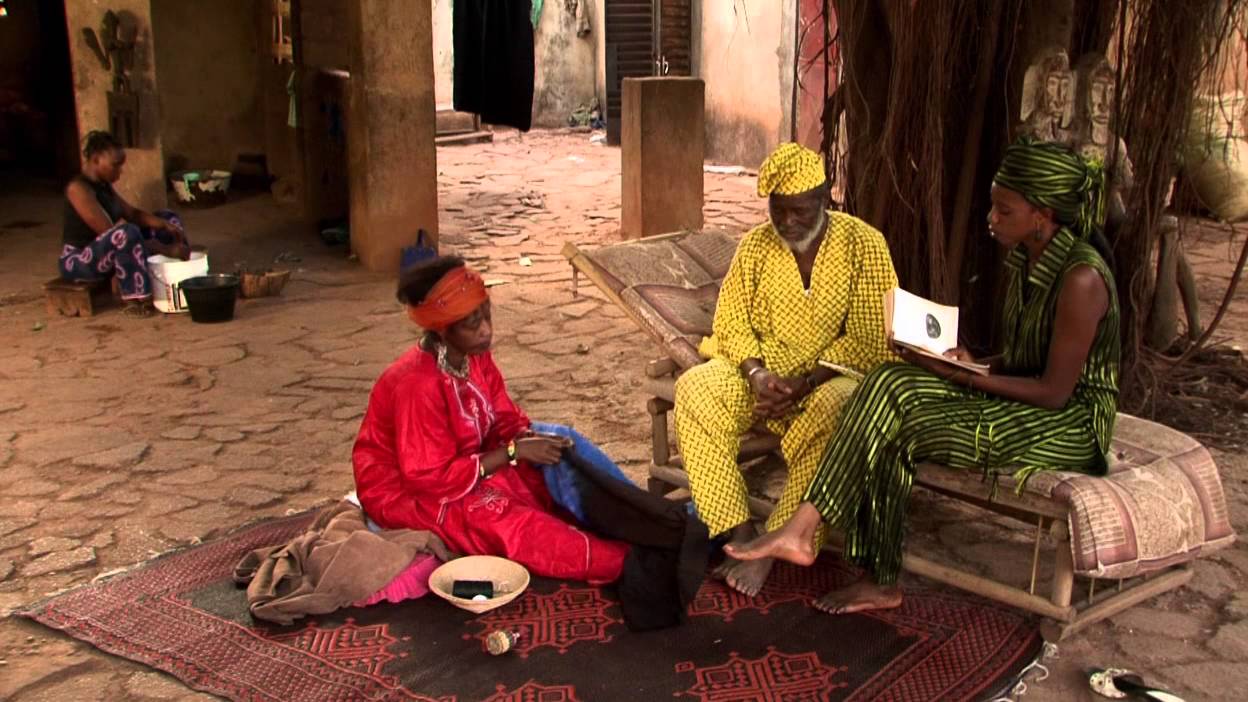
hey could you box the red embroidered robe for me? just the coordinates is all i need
[353,347,627,584]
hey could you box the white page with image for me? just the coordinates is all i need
[887,288,961,356]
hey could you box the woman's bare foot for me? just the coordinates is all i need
[722,557,775,597]
[813,579,903,615]
[724,529,816,566]
[722,503,822,566]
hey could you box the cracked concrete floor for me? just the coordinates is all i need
[0,131,1245,701]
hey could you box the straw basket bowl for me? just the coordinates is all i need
[428,556,530,614]
[239,269,291,298]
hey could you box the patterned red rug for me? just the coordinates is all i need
[22,512,1041,701]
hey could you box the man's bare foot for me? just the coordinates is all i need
[813,579,903,615]
[722,556,774,597]
[713,522,759,580]
[712,556,739,581]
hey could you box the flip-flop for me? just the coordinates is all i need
[123,303,156,319]
[1088,668,1185,702]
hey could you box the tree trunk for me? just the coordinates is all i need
[1177,243,1203,342]
[1146,219,1206,350]
[946,0,1005,305]
[1147,221,1182,350]
[1071,0,1119,57]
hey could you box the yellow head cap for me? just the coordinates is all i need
[757,142,827,197]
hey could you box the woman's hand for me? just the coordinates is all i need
[161,218,186,237]
[513,436,566,465]
[163,221,190,260]
[942,346,977,363]
[894,344,960,380]
[149,238,190,261]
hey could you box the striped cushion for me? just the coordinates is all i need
[1019,414,1235,579]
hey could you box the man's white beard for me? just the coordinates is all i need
[777,212,827,254]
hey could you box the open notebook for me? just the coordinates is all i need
[884,288,989,375]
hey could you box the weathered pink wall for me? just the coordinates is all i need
[697,0,792,168]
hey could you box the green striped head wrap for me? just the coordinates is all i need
[993,137,1106,240]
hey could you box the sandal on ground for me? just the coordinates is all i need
[1088,668,1185,702]
[123,302,156,319]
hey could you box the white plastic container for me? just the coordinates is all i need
[148,251,209,313]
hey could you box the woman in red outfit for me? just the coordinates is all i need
[352,257,630,584]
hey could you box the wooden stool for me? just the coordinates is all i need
[44,277,110,317]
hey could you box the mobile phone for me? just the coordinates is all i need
[533,432,573,447]
[452,580,494,599]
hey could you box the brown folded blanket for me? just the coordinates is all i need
[233,500,451,625]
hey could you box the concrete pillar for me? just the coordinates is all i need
[64,0,166,210]
[345,0,439,274]
[621,77,705,240]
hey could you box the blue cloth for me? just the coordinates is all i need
[531,423,631,525]
[399,229,436,273]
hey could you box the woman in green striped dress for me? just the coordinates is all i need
[726,138,1120,615]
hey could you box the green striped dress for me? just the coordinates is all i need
[804,227,1119,585]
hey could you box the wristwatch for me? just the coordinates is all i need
[506,440,518,466]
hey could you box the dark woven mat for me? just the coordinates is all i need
[21,512,1041,701]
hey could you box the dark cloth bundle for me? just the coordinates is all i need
[452,0,535,132]
[552,451,710,632]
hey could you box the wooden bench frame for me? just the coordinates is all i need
[640,358,1192,642]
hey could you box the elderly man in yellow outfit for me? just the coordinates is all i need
[674,143,898,596]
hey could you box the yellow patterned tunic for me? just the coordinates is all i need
[674,212,898,539]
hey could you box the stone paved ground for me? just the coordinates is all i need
[0,131,1244,701]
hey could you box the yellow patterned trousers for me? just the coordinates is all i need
[673,358,858,546]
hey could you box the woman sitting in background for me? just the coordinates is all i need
[61,130,189,318]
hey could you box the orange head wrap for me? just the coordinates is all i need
[410,266,488,332]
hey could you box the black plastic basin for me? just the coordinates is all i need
[180,274,240,323]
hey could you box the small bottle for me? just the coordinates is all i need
[485,629,522,656]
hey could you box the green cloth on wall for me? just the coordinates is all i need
[286,70,299,128]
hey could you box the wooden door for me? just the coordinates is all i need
[605,0,692,145]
